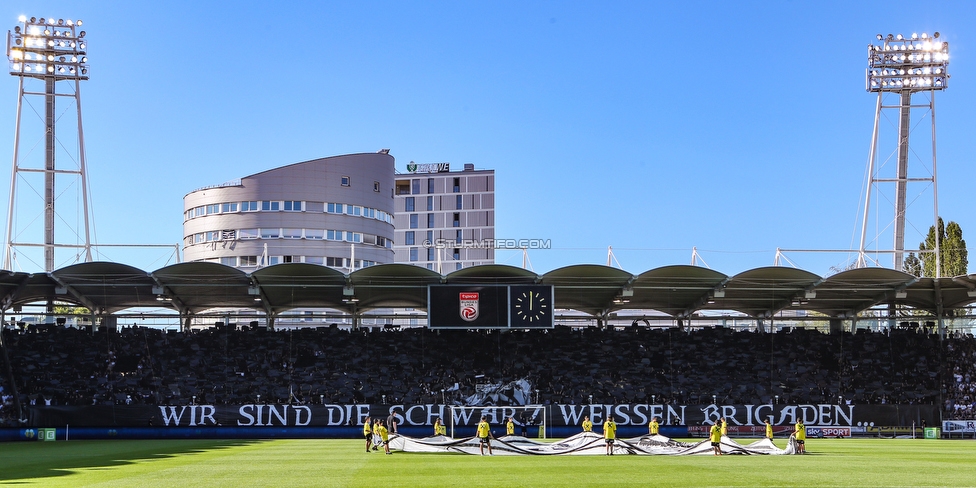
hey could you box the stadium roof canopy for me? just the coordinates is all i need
[1,262,974,320]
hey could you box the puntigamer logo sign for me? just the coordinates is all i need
[406,162,450,173]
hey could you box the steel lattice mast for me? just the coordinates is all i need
[857,32,948,275]
[4,15,92,271]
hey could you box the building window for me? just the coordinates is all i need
[341,176,351,187]
[374,181,380,192]
[284,201,302,211]
[220,257,236,266]
[428,178,435,193]
[206,204,219,215]
[261,201,280,211]
[426,231,433,244]
[405,197,415,212]
[222,202,238,213]
[326,257,345,267]
[207,231,221,241]
[240,256,258,267]
[328,203,344,213]
[396,180,410,195]
[239,229,259,239]
[453,213,460,227]
[194,233,205,243]
[242,201,258,212]
[405,231,415,245]
[426,196,433,211]
[267,256,280,266]
[453,177,460,193]
[194,207,205,217]
[428,213,435,228]
[409,214,418,229]
[261,228,281,239]
[305,229,323,240]
[427,248,436,261]
[456,229,462,243]
[409,248,418,262]
[412,179,421,194]
[305,256,324,265]
[456,195,463,210]
[283,228,302,239]
[456,262,462,271]
[453,249,460,260]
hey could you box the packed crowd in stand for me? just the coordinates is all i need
[945,333,976,420]
[1,323,975,426]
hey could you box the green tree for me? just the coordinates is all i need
[53,303,89,316]
[911,217,969,277]
[904,252,922,277]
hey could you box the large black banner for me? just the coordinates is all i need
[27,403,939,428]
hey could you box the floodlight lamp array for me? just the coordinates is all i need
[7,16,89,80]
[866,32,947,92]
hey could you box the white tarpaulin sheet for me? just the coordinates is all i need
[389,432,796,455]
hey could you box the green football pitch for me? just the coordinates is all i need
[1,438,973,487]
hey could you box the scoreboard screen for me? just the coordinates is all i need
[427,285,554,329]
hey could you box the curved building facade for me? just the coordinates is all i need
[183,153,395,271]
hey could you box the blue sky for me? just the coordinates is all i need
[2,1,973,276]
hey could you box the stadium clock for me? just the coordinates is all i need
[509,285,554,328]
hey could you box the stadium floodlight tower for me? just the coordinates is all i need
[4,15,92,271]
[857,32,949,275]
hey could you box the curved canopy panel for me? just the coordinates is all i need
[0,270,30,308]
[152,262,255,314]
[2,261,972,323]
[52,262,156,314]
[350,264,443,310]
[251,264,347,313]
[445,264,539,284]
[940,274,976,310]
[0,271,57,311]
[708,267,823,317]
[808,267,918,317]
[542,265,634,315]
[628,265,729,317]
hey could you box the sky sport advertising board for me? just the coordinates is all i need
[427,285,554,329]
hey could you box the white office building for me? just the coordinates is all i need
[392,163,494,272]
[183,152,396,271]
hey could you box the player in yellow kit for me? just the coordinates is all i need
[603,415,617,456]
[506,417,515,436]
[363,416,373,453]
[710,422,722,456]
[765,419,773,440]
[649,417,660,436]
[582,416,593,432]
[477,416,493,456]
[794,419,806,454]
[376,420,391,455]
